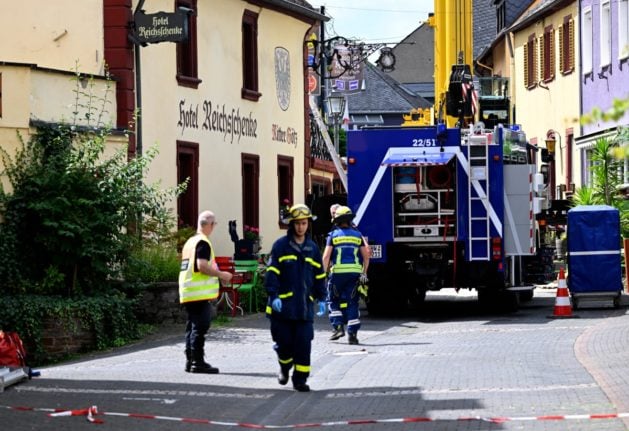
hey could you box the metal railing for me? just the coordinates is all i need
[309,113,333,161]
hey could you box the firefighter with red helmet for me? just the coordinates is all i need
[322,206,370,345]
[265,204,327,392]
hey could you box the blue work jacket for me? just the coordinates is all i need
[265,233,326,321]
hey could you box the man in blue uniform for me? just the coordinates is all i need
[265,204,327,392]
[322,206,370,345]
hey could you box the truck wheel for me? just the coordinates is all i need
[502,291,520,312]
[478,289,519,312]
[519,289,534,302]
[365,266,391,315]
[409,286,427,311]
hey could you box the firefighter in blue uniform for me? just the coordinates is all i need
[322,206,370,345]
[265,204,327,392]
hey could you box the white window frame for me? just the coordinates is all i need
[620,0,629,60]
[583,7,593,74]
[600,0,612,67]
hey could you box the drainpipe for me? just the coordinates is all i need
[578,0,583,141]
[133,0,144,157]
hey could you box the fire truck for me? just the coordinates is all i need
[345,0,547,313]
[347,124,543,313]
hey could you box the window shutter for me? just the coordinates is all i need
[568,19,575,71]
[534,38,539,84]
[539,35,546,81]
[559,25,565,72]
[549,29,555,80]
[524,43,529,88]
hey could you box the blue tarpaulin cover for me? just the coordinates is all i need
[567,205,622,293]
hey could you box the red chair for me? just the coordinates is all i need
[215,256,244,317]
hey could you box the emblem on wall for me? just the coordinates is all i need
[274,47,290,111]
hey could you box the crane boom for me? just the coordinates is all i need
[430,0,474,128]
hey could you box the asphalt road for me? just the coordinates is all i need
[1,288,629,430]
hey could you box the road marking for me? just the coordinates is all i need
[15,386,272,399]
[333,351,368,356]
[122,397,178,404]
[325,383,597,398]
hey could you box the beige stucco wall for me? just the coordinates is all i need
[0,64,122,193]
[0,0,120,191]
[138,0,310,255]
[512,3,581,188]
[0,0,106,75]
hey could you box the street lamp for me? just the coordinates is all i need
[326,94,346,154]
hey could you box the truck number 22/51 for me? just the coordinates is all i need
[411,138,437,147]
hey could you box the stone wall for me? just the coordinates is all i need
[38,282,187,362]
[40,317,95,358]
[134,282,187,324]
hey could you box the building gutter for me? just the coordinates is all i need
[245,0,328,22]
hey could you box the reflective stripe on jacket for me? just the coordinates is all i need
[328,227,365,274]
[178,234,220,303]
[265,233,326,321]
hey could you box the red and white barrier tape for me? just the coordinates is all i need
[3,405,629,427]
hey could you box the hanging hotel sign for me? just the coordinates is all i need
[330,44,364,94]
[132,10,189,44]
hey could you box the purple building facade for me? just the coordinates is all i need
[577,0,629,185]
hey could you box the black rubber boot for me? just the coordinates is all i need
[278,369,289,385]
[190,350,219,374]
[293,382,310,392]
[348,333,359,345]
[185,349,192,372]
[329,325,345,340]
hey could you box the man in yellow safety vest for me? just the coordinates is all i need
[179,210,233,373]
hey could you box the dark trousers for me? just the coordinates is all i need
[271,318,314,385]
[327,273,361,334]
[185,300,211,353]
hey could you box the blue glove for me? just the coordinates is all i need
[316,301,326,316]
[271,298,282,312]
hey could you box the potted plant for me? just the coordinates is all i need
[243,225,262,254]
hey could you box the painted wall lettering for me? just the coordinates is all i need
[272,124,298,147]
[178,100,258,143]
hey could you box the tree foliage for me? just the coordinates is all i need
[0,73,185,296]
[571,134,629,237]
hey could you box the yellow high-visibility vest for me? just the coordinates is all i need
[178,234,220,303]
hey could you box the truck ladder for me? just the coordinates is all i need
[467,140,490,260]
[308,96,348,192]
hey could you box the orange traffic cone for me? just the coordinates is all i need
[548,268,578,318]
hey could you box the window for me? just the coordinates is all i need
[540,25,555,82]
[496,0,506,32]
[600,0,611,67]
[242,154,260,231]
[176,0,200,88]
[277,156,294,226]
[523,34,538,89]
[177,141,199,229]
[619,0,629,60]
[559,16,575,74]
[582,8,593,75]
[242,10,261,101]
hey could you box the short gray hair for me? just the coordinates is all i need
[198,210,215,229]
